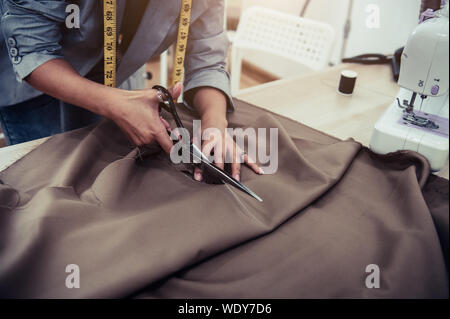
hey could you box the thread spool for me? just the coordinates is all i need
[338,70,358,95]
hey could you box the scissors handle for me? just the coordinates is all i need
[152,85,185,129]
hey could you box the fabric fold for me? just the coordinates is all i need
[0,99,446,299]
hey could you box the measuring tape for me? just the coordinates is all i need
[103,0,192,88]
[103,0,117,88]
[171,0,193,87]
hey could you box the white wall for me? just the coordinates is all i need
[235,0,422,79]
[344,0,422,57]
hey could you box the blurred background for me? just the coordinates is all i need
[145,0,440,90]
[0,0,443,147]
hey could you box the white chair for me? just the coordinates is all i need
[230,6,336,95]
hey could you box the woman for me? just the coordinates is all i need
[0,0,261,181]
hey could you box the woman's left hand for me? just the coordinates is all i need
[193,112,263,182]
[190,87,263,182]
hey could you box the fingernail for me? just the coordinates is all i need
[234,174,240,182]
[259,168,265,175]
[194,173,203,182]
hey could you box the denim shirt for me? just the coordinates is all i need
[0,0,232,109]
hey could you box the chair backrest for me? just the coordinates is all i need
[230,6,336,94]
[234,6,335,70]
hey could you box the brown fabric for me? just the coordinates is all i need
[422,175,449,272]
[0,100,447,298]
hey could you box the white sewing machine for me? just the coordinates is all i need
[370,2,449,172]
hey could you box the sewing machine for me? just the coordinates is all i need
[370,3,449,172]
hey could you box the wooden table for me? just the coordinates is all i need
[0,63,448,178]
[236,63,449,179]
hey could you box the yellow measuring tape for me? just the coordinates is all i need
[103,0,192,88]
[171,0,193,87]
[103,0,117,88]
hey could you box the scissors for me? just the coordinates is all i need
[152,85,263,202]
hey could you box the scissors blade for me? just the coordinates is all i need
[191,144,263,202]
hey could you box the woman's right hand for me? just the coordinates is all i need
[108,82,183,153]
[26,58,182,153]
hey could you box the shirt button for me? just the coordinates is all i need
[12,56,22,64]
[9,47,19,57]
[7,37,17,47]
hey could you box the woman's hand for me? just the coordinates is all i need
[191,87,263,182]
[26,59,182,154]
[109,83,183,153]
[193,115,263,182]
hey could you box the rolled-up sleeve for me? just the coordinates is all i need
[183,0,234,111]
[1,0,67,82]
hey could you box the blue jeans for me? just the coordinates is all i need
[0,94,101,145]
